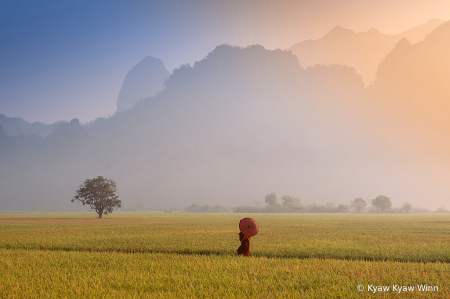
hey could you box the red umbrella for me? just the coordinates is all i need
[239,218,259,237]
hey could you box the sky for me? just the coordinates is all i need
[1,0,450,124]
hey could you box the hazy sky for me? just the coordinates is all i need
[1,0,450,124]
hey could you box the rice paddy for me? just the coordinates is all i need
[1,213,449,298]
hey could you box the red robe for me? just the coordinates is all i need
[237,232,250,256]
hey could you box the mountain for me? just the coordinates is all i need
[0,114,63,137]
[369,21,450,159]
[116,56,170,112]
[399,18,446,44]
[287,19,445,85]
[375,21,450,99]
[1,44,449,211]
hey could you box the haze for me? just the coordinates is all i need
[1,0,450,211]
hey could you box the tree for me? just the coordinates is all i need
[401,202,412,213]
[71,176,121,218]
[264,193,278,207]
[200,205,212,213]
[371,195,392,213]
[336,204,350,213]
[281,195,301,209]
[435,206,450,213]
[351,198,366,213]
[185,204,201,213]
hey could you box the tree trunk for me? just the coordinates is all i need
[98,211,103,218]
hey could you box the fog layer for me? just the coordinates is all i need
[2,23,450,210]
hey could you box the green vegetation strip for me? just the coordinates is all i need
[1,249,449,298]
[1,213,450,262]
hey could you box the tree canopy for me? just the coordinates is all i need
[264,193,278,207]
[371,195,392,213]
[401,202,412,213]
[71,176,121,218]
[281,195,301,209]
[351,198,366,213]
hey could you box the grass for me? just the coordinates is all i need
[1,213,450,297]
[1,213,450,262]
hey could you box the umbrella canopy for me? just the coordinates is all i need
[239,218,259,237]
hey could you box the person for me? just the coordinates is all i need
[237,231,250,256]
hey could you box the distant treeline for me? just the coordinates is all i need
[3,192,447,213]
[115,193,450,214]
[229,193,443,214]
[177,193,448,214]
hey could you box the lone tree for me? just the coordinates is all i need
[71,176,121,218]
[351,198,366,213]
[371,195,392,213]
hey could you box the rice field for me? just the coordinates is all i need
[1,213,449,298]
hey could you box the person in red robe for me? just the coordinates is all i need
[237,232,250,256]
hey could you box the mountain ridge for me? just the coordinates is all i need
[0,114,63,137]
[287,18,445,85]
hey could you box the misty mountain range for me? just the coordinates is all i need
[1,20,450,211]
[0,114,64,138]
[288,18,444,85]
[0,19,443,137]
